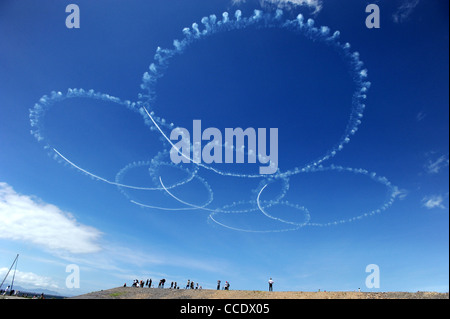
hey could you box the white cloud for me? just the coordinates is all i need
[0,267,59,289]
[233,0,323,13]
[422,195,446,210]
[0,182,102,254]
[425,155,449,174]
[392,0,420,23]
[62,243,231,277]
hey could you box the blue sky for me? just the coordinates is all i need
[0,0,448,296]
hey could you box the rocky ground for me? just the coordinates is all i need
[71,287,449,299]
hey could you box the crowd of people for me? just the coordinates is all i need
[126,278,203,290]
[125,277,275,291]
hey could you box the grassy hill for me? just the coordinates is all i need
[71,287,449,299]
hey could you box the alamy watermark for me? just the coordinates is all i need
[65,4,80,29]
[65,264,80,289]
[365,4,380,29]
[365,264,380,289]
[169,120,279,175]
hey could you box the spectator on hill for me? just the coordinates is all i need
[268,278,274,291]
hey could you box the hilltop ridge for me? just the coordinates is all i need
[71,287,449,299]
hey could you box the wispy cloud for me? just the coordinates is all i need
[422,194,446,210]
[392,0,420,23]
[62,243,226,275]
[0,182,102,254]
[425,155,449,174]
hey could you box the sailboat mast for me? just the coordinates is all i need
[0,254,19,291]
[10,254,19,291]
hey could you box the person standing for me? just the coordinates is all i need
[268,278,274,292]
[217,280,221,290]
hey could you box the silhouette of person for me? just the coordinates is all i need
[268,278,274,292]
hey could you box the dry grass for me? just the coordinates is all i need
[71,287,449,299]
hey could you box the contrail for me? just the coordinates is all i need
[29,9,398,232]
[141,106,265,178]
[139,9,371,176]
[52,148,171,190]
[256,184,309,227]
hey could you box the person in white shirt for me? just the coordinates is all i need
[268,278,274,291]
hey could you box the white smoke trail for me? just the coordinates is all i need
[129,174,214,212]
[114,152,200,193]
[290,164,399,227]
[153,174,287,215]
[30,10,371,180]
[29,9,399,232]
[139,9,372,176]
[208,164,397,231]
[256,184,309,227]
[208,199,311,233]
[52,148,167,190]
